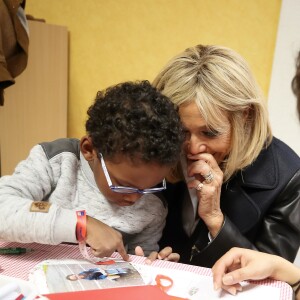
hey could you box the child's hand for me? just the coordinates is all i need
[86,215,129,261]
[135,246,180,264]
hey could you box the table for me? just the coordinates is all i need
[0,241,84,280]
[0,240,294,299]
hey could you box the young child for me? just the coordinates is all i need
[0,80,184,260]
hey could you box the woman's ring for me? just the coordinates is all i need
[203,171,214,183]
[196,182,204,191]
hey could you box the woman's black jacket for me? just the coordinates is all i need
[159,137,300,268]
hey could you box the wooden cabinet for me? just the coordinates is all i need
[0,21,68,176]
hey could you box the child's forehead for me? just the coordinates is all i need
[105,153,168,172]
[105,156,170,187]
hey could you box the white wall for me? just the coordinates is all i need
[267,0,300,266]
[268,0,300,155]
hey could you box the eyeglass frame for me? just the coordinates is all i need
[99,152,166,194]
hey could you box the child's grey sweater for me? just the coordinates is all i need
[0,138,167,255]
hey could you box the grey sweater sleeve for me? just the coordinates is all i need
[126,194,168,255]
[0,145,77,244]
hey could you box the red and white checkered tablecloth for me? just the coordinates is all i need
[0,240,294,299]
[0,241,83,279]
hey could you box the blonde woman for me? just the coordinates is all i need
[145,45,300,267]
[211,51,300,299]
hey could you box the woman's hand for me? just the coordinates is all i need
[186,153,224,237]
[212,247,300,296]
[135,246,180,264]
[85,215,129,261]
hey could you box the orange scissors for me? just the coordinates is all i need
[155,274,174,292]
[155,274,188,300]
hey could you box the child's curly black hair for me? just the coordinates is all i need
[86,80,184,165]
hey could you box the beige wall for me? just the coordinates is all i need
[26,0,282,138]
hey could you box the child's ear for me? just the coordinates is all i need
[80,136,97,161]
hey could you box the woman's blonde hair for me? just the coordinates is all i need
[153,45,272,182]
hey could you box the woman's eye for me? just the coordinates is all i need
[203,130,220,137]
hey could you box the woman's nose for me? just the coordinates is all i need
[186,136,207,155]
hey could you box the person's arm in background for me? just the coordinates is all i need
[212,247,300,299]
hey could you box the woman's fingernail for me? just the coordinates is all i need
[145,259,152,265]
[228,287,237,295]
[213,282,220,291]
[236,286,243,292]
[157,254,162,260]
